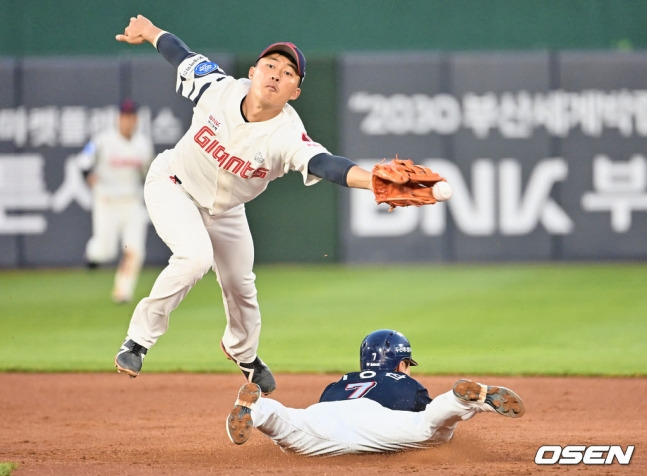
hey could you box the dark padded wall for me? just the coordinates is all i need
[2,1,646,56]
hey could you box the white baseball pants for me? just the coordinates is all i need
[85,194,147,264]
[249,390,491,456]
[126,154,261,362]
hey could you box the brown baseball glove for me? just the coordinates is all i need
[372,157,449,211]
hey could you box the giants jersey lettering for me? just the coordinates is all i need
[318,371,432,412]
[193,126,269,179]
[166,54,330,215]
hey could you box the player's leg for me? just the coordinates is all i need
[115,155,213,377]
[226,382,261,444]
[227,388,433,455]
[452,379,526,418]
[209,205,276,394]
[228,382,525,454]
[420,380,526,444]
[112,200,148,303]
[227,383,337,453]
[85,195,120,266]
[257,387,524,454]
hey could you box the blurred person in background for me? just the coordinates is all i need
[78,99,154,303]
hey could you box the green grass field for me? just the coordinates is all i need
[1,263,645,376]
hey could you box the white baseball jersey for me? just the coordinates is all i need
[166,54,330,215]
[79,129,153,199]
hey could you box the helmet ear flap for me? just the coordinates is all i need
[382,336,396,367]
[359,341,368,368]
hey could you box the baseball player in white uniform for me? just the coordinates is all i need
[227,330,526,456]
[113,15,375,393]
[79,99,154,303]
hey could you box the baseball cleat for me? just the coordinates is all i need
[86,260,100,270]
[453,379,526,418]
[114,339,148,378]
[111,291,132,304]
[220,341,277,395]
[226,383,261,445]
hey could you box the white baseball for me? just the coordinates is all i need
[432,181,453,201]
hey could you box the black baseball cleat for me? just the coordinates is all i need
[220,341,277,394]
[226,382,261,445]
[452,379,526,418]
[238,357,276,395]
[114,339,148,378]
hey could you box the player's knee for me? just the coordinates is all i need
[219,271,257,297]
[176,245,213,276]
[122,249,145,266]
[86,246,118,263]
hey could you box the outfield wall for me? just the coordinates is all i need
[2,51,647,266]
[2,0,646,56]
[0,55,225,267]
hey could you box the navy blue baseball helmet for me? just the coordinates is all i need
[360,329,418,371]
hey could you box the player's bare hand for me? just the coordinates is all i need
[115,14,161,45]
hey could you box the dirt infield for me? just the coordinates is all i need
[1,374,645,475]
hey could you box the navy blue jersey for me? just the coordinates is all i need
[318,370,432,412]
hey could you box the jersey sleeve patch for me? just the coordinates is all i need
[179,54,209,78]
[195,61,219,77]
[81,141,97,155]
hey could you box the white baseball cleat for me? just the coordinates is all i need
[226,383,261,445]
[452,379,526,418]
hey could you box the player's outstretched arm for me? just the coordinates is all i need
[346,166,372,190]
[307,153,372,190]
[115,14,163,46]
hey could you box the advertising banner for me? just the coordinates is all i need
[340,51,647,262]
[0,54,232,267]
